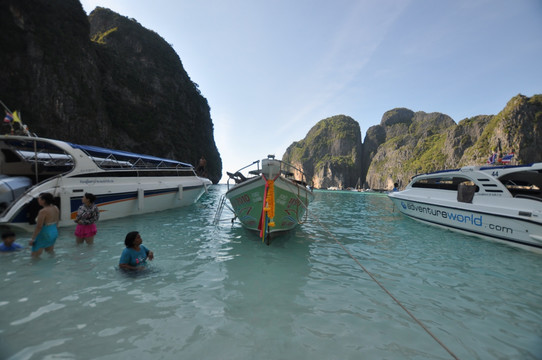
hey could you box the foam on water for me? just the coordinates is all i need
[0,186,541,359]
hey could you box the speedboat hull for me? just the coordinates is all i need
[0,135,211,231]
[388,163,542,253]
[388,196,542,251]
[2,176,210,232]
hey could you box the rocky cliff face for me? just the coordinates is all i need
[282,115,362,189]
[284,94,541,190]
[0,0,222,183]
[365,94,542,190]
[364,109,457,189]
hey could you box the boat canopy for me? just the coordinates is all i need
[68,143,193,169]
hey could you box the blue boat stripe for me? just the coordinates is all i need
[70,185,205,212]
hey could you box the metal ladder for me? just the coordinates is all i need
[213,194,228,225]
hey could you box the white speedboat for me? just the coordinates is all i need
[0,135,211,231]
[220,155,313,244]
[388,163,542,253]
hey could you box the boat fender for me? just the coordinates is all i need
[178,184,183,200]
[138,188,144,210]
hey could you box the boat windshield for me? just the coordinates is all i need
[0,138,75,185]
[499,170,542,201]
[411,176,478,191]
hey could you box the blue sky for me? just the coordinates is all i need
[80,0,542,182]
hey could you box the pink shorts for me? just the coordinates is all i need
[75,223,97,238]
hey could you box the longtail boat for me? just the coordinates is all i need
[223,155,313,244]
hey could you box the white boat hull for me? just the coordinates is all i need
[1,175,210,232]
[388,163,542,253]
[0,135,211,231]
[389,196,542,252]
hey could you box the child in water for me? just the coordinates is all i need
[0,231,23,252]
[119,231,154,270]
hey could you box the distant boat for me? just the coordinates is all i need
[0,134,211,231]
[220,155,313,244]
[388,163,542,253]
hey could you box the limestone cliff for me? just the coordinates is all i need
[284,94,541,190]
[0,0,222,183]
[364,109,457,189]
[282,115,362,189]
[365,94,542,190]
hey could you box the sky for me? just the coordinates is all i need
[80,0,542,183]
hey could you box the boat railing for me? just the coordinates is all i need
[92,154,133,168]
[18,150,74,167]
[226,160,260,189]
[69,142,195,172]
[226,158,313,191]
[1,148,75,185]
[86,152,195,172]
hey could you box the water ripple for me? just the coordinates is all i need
[0,186,540,359]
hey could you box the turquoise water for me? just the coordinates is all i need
[1,185,541,359]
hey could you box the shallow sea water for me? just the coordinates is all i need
[1,185,541,359]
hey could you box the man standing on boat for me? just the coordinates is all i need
[197,155,207,177]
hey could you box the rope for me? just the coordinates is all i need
[294,194,460,360]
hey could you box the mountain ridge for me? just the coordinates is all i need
[283,94,542,190]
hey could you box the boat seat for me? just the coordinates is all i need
[457,183,476,203]
[227,171,247,184]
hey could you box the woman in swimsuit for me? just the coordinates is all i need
[74,193,99,245]
[119,231,154,271]
[29,192,59,258]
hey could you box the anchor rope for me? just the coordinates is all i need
[291,193,460,360]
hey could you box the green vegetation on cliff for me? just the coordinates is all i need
[365,94,542,190]
[0,1,222,183]
[285,94,541,191]
[283,115,362,189]
[88,7,221,182]
[314,154,355,173]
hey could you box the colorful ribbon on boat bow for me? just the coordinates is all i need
[259,178,275,243]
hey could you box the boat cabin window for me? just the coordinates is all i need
[411,176,478,192]
[70,144,194,173]
[499,170,542,201]
[0,140,75,185]
[1,149,21,162]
